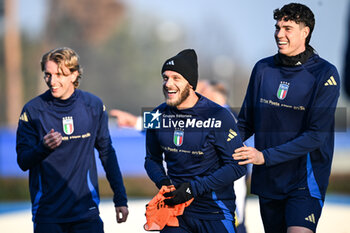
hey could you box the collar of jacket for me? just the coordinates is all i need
[274,45,315,67]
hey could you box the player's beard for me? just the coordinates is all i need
[163,83,191,107]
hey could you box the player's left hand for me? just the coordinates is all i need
[115,206,129,223]
[43,129,62,150]
[163,182,193,206]
[109,109,138,128]
[233,146,265,165]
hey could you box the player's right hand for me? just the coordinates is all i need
[233,146,265,165]
[115,206,129,223]
[163,182,193,206]
[43,129,62,150]
[109,109,138,128]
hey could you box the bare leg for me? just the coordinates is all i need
[287,226,313,233]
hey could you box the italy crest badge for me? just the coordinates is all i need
[62,116,74,135]
[173,130,184,147]
[277,81,290,100]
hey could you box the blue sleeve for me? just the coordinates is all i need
[263,68,340,166]
[190,109,247,197]
[237,65,259,142]
[344,4,350,98]
[95,105,128,207]
[16,107,52,171]
[144,128,169,188]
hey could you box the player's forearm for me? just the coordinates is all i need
[237,109,255,142]
[263,130,329,166]
[144,157,169,188]
[190,163,247,197]
[99,147,128,207]
[113,190,128,207]
[16,141,51,171]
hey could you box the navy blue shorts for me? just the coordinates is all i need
[236,222,247,233]
[259,189,323,233]
[161,215,237,233]
[34,218,104,233]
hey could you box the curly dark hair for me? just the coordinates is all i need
[273,3,315,45]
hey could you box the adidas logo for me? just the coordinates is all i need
[186,187,191,195]
[227,129,237,142]
[305,213,316,224]
[324,76,337,86]
[166,60,174,66]
[19,112,28,122]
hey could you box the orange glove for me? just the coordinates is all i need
[144,186,193,231]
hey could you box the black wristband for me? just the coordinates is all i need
[157,179,172,189]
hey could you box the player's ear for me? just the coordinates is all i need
[302,25,310,40]
[71,70,79,83]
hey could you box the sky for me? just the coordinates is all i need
[121,0,349,72]
[16,0,350,108]
[18,0,349,71]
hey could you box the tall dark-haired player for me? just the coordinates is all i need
[233,3,340,233]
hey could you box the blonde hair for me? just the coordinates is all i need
[41,47,83,88]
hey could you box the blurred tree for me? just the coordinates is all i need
[29,0,250,117]
[0,0,3,125]
[44,0,125,47]
[0,0,4,16]
[4,0,23,127]
[39,0,187,115]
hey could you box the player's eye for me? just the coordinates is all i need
[44,73,51,79]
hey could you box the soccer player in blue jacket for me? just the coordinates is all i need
[145,49,247,233]
[16,47,128,233]
[233,3,340,233]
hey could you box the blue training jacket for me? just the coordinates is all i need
[145,94,247,220]
[238,53,340,200]
[16,89,127,223]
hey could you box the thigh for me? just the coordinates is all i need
[161,226,190,233]
[215,219,237,233]
[162,215,236,233]
[236,223,247,233]
[285,193,323,232]
[34,222,67,233]
[70,218,104,233]
[161,216,191,233]
[188,216,237,233]
[259,196,287,233]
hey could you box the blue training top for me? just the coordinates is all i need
[16,89,127,223]
[238,53,340,200]
[145,94,247,220]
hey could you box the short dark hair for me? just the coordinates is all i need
[273,3,315,45]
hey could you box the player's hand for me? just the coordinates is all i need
[115,206,129,223]
[163,182,193,206]
[157,179,172,189]
[43,129,62,150]
[232,146,265,165]
[109,109,138,128]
